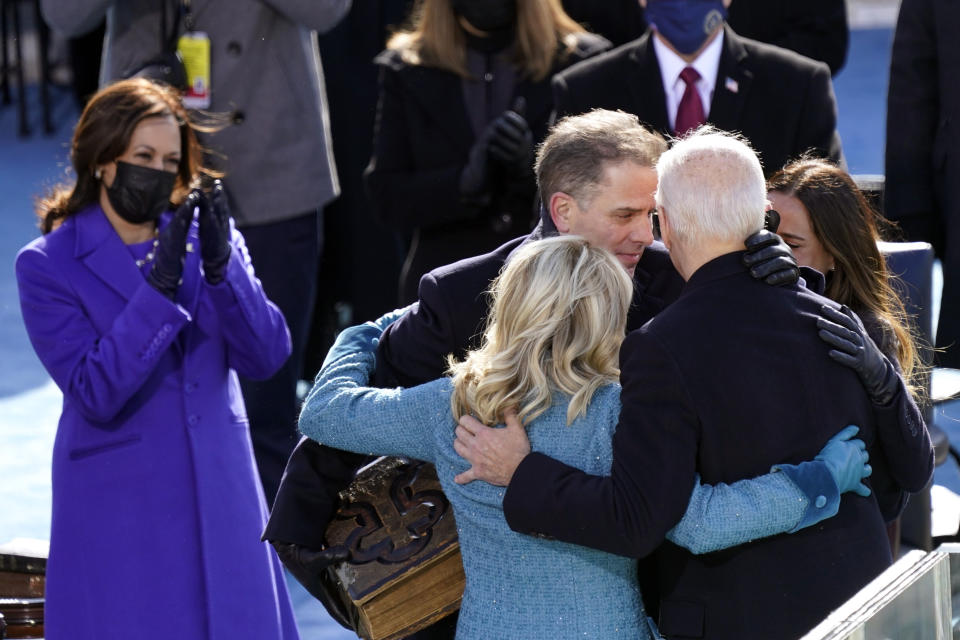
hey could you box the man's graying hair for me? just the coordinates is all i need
[535,109,667,208]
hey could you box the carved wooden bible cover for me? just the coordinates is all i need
[324,457,465,640]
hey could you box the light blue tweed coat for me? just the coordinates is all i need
[299,340,812,639]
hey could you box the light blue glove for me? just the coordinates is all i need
[370,304,414,333]
[773,425,871,532]
[816,425,872,497]
[319,305,414,371]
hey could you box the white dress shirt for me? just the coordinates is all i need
[652,29,725,132]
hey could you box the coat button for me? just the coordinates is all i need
[227,41,242,56]
[232,110,245,125]
[185,382,196,393]
[187,414,199,426]
[815,495,827,509]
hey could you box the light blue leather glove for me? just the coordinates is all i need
[773,425,871,532]
[816,425,872,497]
[319,305,414,371]
[370,304,414,333]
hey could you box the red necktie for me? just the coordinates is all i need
[675,66,705,136]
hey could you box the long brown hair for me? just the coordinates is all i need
[388,0,586,81]
[36,78,211,234]
[767,158,921,388]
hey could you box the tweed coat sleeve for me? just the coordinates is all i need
[15,244,191,424]
[299,341,439,463]
[203,225,292,380]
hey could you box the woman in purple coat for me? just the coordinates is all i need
[15,79,299,639]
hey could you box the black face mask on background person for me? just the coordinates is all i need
[105,161,178,225]
[451,0,517,33]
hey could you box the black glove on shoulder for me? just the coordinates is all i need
[272,541,353,630]
[147,191,198,300]
[817,304,900,406]
[198,180,232,285]
[742,229,800,286]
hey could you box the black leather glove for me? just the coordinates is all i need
[272,541,353,630]
[488,97,533,174]
[817,304,900,406]
[198,180,232,285]
[460,127,496,203]
[742,229,800,286]
[147,191,198,300]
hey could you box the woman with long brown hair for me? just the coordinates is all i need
[768,158,931,541]
[364,0,610,303]
[16,78,297,639]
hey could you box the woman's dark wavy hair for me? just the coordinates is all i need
[767,158,923,392]
[36,77,214,234]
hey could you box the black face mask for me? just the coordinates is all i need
[451,0,517,33]
[105,161,177,225]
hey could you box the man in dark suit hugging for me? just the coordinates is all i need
[455,128,908,639]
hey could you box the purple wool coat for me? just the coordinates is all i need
[15,204,298,639]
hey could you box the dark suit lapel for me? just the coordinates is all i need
[708,26,753,132]
[627,34,671,136]
[76,205,146,302]
[404,65,474,151]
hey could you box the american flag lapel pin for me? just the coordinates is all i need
[725,77,739,93]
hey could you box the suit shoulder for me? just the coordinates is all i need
[426,236,523,291]
[738,34,831,77]
[557,37,642,86]
[564,32,613,62]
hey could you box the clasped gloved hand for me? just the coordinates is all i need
[742,228,800,286]
[271,541,353,630]
[147,190,199,300]
[198,179,232,285]
[817,304,900,406]
[488,97,533,174]
[815,425,872,497]
[460,126,497,203]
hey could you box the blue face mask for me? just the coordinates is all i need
[644,0,728,55]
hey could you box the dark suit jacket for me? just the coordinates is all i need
[263,231,683,547]
[364,33,610,303]
[552,25,843,177]
[503,252,904,640]
[884,0,960,367]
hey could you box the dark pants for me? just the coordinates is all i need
[238,210,322,507]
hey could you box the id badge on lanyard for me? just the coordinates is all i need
[176,0,211,109]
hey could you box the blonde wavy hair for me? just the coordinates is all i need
[448,236,634,427]
[388,0,587,81]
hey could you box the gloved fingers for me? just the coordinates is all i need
[210,179,230,222]
[854,478,872,497]
[300,545,350,569]
[816,317,861,349]
[839,304,868,332]
[761,266,800,286]
[510,96,526,117]
[862,463,873,478]
[819,304,859,333]
[496,109,530,134]
[743,228,782,251]
[741,241,791,266]
[162,190,199,245]
[828,425,861,443]
[827,349,860,368]
[488,142,525,167]
[746,256,795,280]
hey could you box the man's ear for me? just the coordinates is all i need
[549,192,575,233]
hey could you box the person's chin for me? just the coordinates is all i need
[618,252,642,273]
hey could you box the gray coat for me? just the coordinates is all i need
[41,0,350,225]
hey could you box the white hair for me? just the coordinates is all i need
[655,126,766,247]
